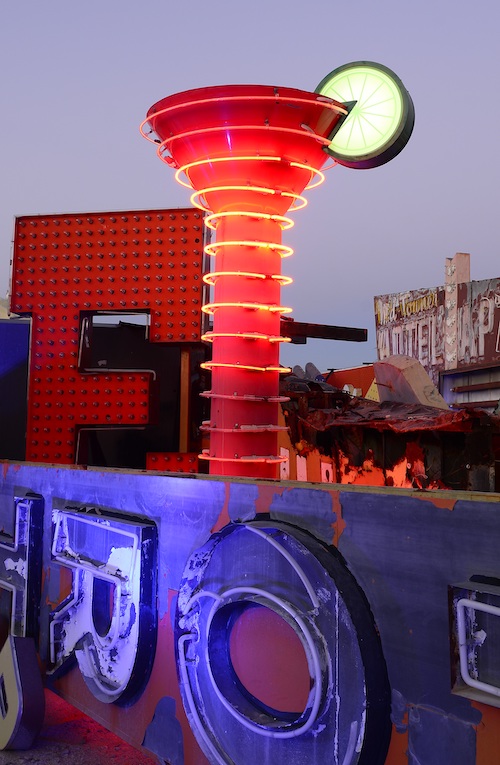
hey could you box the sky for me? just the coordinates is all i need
[1,0,499,372]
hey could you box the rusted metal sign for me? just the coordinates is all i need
[374,286,446,384]
[375,277,500,383]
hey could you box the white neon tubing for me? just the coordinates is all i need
[52,512,139,581]
[178,633,238,765]
[49,584,81,665]
[456,598,500,698]
[243,524,320,609]
[182,589,223,612]
[202,585,323,739]
[341,721,362,765]
[79,640,127,697]
[177,525,331,739]
[88,572,123,651]
[50,511,142,676]
[49,568,123,654]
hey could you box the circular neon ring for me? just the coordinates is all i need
[174,156,325,193]
[141,93,347,141]
[175,521,391,764]
[204,241,294,258]
[204,211,294,231]
[200,391,290,403]
[201,361,291,373]
[175,155,281,189]
[200,424,288,434]
[190,185,307,214]
[155,124,332,169]
[202,302,292,316]
[197,452,286,464]
[289,160,325,189]
[201,331,289,343]
[140,95,347,158]
[203,273,293,287]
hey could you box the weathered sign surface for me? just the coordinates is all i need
[375,277,500,384]
[1,463,499,765]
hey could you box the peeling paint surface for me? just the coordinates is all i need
[336,492,493,764]
[0,463,499,764]
[4,557,26,578]
[0,493,43,637]
[175,521,390,765]
[48,505,157,705]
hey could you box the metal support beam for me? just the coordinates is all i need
[280,319,367,344]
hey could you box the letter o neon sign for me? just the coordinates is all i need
[176,521,391,765]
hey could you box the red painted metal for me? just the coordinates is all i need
[10,208,205,464]
[142,85,346,477]
[146,452,199,473]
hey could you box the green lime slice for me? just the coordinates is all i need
[315,61,414,169]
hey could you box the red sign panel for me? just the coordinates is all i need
[10,208,205,464]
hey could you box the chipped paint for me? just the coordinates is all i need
[278,389,500,492]
[48,505,157,705]
[4,558,26,578]
[0,463,499,763]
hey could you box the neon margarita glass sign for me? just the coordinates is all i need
[141,62,414,479]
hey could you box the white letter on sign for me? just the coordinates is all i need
[48,505,157,705]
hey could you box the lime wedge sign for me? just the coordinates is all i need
[316,61,414,169]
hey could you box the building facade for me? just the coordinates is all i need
[374,253,500,410]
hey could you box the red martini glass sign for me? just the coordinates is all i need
[141,61,414,478]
